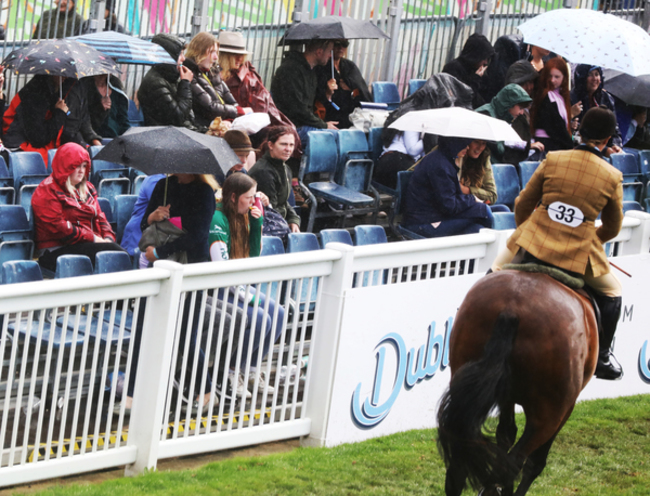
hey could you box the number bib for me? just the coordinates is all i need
[547,201,584,228]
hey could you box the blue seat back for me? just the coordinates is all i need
[517,161,539,189]
[320,229,353,248]
[371,81,400,104]
[623,200,643,213]
[367,127,384,164]
[354,225,387,246]
[622,182,643,202]
[287,232,320,253]
[9,152,48,188]
[0,205,30,235]
[2,260,42,285]
[0,156,10,179]
[490,204,510,213]
[89,145,104,158]
[47,148,57,174]
[97,197,114,224]
[338,129,370,181]
[98,178,131,209]
[114,194,137,243]
[260,236,285,256]
[639,150,650,177]
[95,251,132,274]
[492,212,516,230]
[492,163,520,209]
[408,79,427,96]
[302,131,338,178]
[611,153,640,181]
[128,99,144,126]
[55,254,93,279]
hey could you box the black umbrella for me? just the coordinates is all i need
[278,16,389,44]
[603,69,650,107]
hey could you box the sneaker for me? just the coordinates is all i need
[228,371,252,399]
[193,393,216,415]
[249,371,275,394]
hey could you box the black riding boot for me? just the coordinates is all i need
[594,295,623,380]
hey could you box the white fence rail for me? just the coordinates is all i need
[0,213,649,487]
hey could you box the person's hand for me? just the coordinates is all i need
[290,223,300,233]
[326,78,338,98]
[101,95,112,111]
[249,206,262,219]
[474,196,484,203]
[55,99,69,113]
[633,109,647,128]
[571,102,583,119]
[570,117,579,131]
[93,234,109,243]
[475,65,488,77]
[459,181,471,195]
[149,204,171,224]
[242,107,254,115]
[258,191,270,207]
[605,145,622,157]
[91,139,102,146]
[179,65,193,81]
[530,141,545,152]
[326,121,339,130]
[145,245,157,263]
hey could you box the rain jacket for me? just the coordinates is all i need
[183,57,243,127]
[32,7,85,40]
[86,75,130,138]
[32,143,115,251]
[249,153,301,227]
[570,65,622,147]
[442,33,495,108]
[476,83,532,161]
[137,34,195,128]
[224,61,296,130]
[271,50,327,129]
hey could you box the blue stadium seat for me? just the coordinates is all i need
[55,255,93,279]
[371,82,400,109]
[492,163,521,210]
[0,157,14,205]
[622,182,643,203]
[97,197,115,233]
[1,260,41,285]
[260,236,285,256]
[0,205,34,266]
[132,174,146,195]
[98,177,131,209]
[367,127,384,165]
[611,153,641,182]
[337,128,371,182]
[46,148,56,174]
[408,79,427,95]
[287,233,320,310]
[9,152,48,215]
[114,194,137,244]
[517,161,539,189]
[623,200,643,213]
[88,145,103,158]
[644,197,650,212]
[320,229,353,248]
[395,170,425,240]
[128,99,144,127]
[638,150,650,182]
[354,225,387,245]
[94,251,133,274]
[492,212,516,231]
[490,204,510,213]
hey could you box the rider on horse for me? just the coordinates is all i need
[490,107,624,380]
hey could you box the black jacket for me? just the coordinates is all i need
[532,94,574,152]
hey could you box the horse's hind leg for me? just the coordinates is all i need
[497,402,517,451]
[445,463,468,496]
[514,434,557,496]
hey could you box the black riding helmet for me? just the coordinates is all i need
[579,107,617,141]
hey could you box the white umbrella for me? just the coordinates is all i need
[518,9,650,77]
[388,107,523,142]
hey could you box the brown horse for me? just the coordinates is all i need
[437,269,599,496]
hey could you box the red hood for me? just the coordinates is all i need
[51,143,91,188]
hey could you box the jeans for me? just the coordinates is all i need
[404,210,493,239]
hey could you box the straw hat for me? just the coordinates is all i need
[218,31,251,55]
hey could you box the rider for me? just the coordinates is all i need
[490,107,624,380]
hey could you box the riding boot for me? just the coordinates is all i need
[594,295,623,380]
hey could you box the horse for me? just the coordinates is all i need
[437,269,599,496]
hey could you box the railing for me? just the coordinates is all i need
[0,212,649,487]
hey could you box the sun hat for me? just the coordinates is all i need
[218,31,251,55]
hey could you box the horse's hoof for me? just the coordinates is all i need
[478,486,503,496]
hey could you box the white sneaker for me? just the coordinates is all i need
[228,371,252,399]
[250,371,275,393]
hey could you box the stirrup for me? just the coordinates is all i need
[595,352,623,380]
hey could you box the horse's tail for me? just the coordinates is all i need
[437,311,520,491]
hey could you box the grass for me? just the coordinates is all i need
[15,394,650,496]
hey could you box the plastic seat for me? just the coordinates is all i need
[408,79,427,95]
[46,148,56,174]
[623,200,643,213]
[490,204,510,213]
[622,182,643,203]
[55,254,93,279]
[114,194,137,243]
[260,236,285,256]
[395,170,425,240]
[0,205,35,265]
[0,156,15,205]
[371,81,400,109]
[354,225,387,246]
[492,163,521,211]
[367,126,385,165]
[132,174,146,195]
[287,233,320,310]
[638,150,650,182]
[97,197,115,233]
[611,153,641,183]
[9,152,49,210]
[88,145,104,158]
[320,229,353,248]
[92,159,130,185]
[492,212,516,230]
[517,161,540,189]
[128,99,144,127]
[1,260,42,285]
[98,177,131,209]
[94,251,133,274]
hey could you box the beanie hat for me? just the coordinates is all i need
[579,107,617,141]
[223,130,254,153]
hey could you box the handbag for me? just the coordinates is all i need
[262,206,291,243]
[138,219,188,264]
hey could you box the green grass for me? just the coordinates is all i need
[19,395,650,495]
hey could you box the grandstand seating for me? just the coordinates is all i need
[623,182,643,203]
[394,170,425,240]
[320,228,353,248]
[54,254,94,279]
[47,148,56,173]
[492,163,520,210]
[367,127,384,165]
[354,225,387,245]
[97,197,116,233]
[0,205,35,266]
[371,82,400,109]
[128,99,144,127]
[490,204,510,213]
[639,150,650,182]
[9,152,49,219]
[623,201,643,213]
[408,79,427,96]
[95,251,133,274]
[287,233,320,310]
[611,153,641,182]
[260,236,285,256]
[114,194,137,243]
[517,161,539,189]
[492,212,516,230]
[0,157,15,205]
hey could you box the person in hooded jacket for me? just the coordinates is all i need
[443,33,495,108]
[402,136,493,238]
[137,33,195,128]
[31,142,126,273]
[476,83,532,163]
[570,65,622,154]
[482,34,525,103]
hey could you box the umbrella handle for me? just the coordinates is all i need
[59,79,62,100]
[331,50,334,80]
[163,174,169,206]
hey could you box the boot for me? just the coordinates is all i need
[594,294,623,380]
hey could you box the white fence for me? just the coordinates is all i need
[1,212,649,486]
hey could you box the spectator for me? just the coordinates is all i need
[249,126,301,233]
[184,32,252,129]
[271,39,338,148]
[82,0,126,34]
[223,130,257,176]
[482,34,525,103]
[33,0,85,40]
[457,139,498,205]
[31,143,126,273]
[571,65,622,154]
[208,173,284,398]
[527,45,550,72]
[314,39,372,129]
[374,131,424,190]
[85,74,130,138]
[3,76,101,163]
[219,30,295,131]
[618,104,650,149]
[137,34,195,128]
[401,136,493,238]
[530,57,579,152]
[120,173,165,256]
[476,83,532,163]
[443,33,495,108]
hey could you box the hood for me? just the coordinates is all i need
[458,33,495,69]
[152,33,186,64]
[438,136,473,163]
[489,84,532,122]
[505,60,538,86]
[51,143,91,188]
[573,64,604,100]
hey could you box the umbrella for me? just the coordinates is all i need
[517,9,650,77]
[388,107,523,142]
[70,31,176,65]
[602,69,650,107]
[278,15,389,44]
